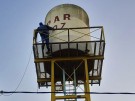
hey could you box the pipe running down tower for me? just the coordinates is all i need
[33,4,105,101]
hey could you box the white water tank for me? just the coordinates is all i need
[45,4,91,54]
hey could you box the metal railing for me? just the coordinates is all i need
[33,26,105,58]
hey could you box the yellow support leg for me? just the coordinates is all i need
[84,59,91,101]
[51,61,55,101]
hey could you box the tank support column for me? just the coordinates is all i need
[51,61,55,101]
[84,59,91,101]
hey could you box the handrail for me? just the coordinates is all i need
[33,26,105,44]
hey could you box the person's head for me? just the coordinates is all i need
[39,22,43,26]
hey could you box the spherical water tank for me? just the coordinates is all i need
[45,4,91,55]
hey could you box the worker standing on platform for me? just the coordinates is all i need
[36,22,54,54]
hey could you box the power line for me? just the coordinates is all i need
[1,91,135,95]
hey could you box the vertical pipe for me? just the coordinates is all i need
[51,61,55,101]
[59,43,61,56]
[63,69,66,101]
[101,26,105,41]
[73,68,77,101]
[68,29,70,42]
[94,42,96,56]
[44,63,47,86]
[99,60,103,86]
[42,44,44,58]
[76,43,79,56]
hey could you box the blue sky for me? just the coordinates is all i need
[0,0,135,101]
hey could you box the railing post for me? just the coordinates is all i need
[68,29,70,56]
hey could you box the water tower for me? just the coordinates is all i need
[33,4,105,101]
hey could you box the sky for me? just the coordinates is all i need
[0,0,135,101]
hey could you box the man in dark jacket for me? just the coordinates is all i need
[36,22,53,54]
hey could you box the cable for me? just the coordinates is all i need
[3,49,32,96]
[1,91,135,95]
